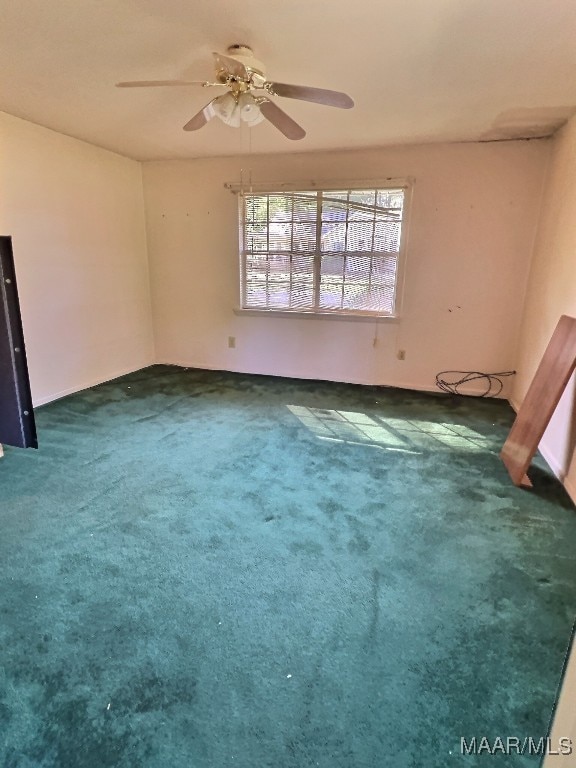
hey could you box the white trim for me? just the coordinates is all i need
[391,379,506,398]
[395,182,413,321]
[33,359,508,409]
[226,177,413,194]
[155,360,503,397]
[233,307,400,322]
[507,395,576,505]
[239,184,411,317]
[538,443,567,481]
[33,361,154,407]
[564,475,576,506]
[155,359,388,386]
[537,439,576,505]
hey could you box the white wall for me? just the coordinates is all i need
[0,114,552,404]
[513,115,576,500]
[0,111,154,405]
[513,116,576,767]
[143,140,549,393]
[544,633,576,768]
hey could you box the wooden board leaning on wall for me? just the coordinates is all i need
[501,315,576,487]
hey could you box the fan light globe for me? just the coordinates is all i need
[211,92,264,128]
[212,93,241,127]
[238,93,265,126]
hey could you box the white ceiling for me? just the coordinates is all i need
[1,0,576,161]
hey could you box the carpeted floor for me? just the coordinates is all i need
[0,365,575,768]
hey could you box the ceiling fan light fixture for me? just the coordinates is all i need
[238,93,265,126]
[211,92,264,128]
[117,45,353,141]
[212,92,241,127]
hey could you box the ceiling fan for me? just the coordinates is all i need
[116,44,354,140]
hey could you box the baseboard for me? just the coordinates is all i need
[33,361,155,407]
[155,358,391,388]
[155,359,504,397]
[539,443,576,506]
[537,439,576,505]
[387,379,506,398]
[538,443,568,481]
[507,396,576,506]
[564,475,576,505]
[30,358,513,406]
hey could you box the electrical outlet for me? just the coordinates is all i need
[397,349,406,361]
[228,336,236,349]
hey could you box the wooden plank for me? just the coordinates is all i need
[501,315,576,486]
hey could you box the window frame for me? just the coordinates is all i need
[233,178,412,321]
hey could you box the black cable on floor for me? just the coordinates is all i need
[435,370,516,397]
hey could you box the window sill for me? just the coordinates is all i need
[234,307,400,323]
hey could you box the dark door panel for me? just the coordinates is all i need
[0,236,37,449]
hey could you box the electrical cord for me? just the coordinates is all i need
[435,370,516,397]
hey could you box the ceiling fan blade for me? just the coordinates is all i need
[266,82,354,109]
[183,99,217,131]
[213,52,247,80]
[259,100,306,140]
[116,80,207,88]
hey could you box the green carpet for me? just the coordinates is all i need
[0,365,575,768]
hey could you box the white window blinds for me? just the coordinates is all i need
[240,187,406,316]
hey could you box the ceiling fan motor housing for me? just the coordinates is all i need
[225,44,266,80]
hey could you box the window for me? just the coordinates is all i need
[239,185,408,317]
